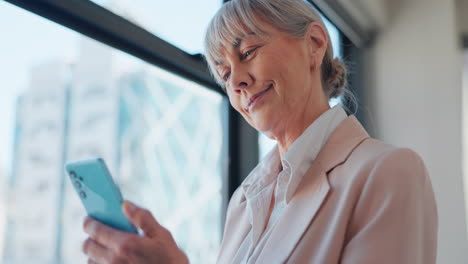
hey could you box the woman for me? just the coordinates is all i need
[81,0,438,263]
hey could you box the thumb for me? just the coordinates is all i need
[122,200,160,238]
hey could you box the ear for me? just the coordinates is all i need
[305,22,328,71]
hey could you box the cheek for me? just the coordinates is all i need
[260,52,301,87]
[256,53,283,76]
[273,54,309,97]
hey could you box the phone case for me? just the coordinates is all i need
[64,157,138,233]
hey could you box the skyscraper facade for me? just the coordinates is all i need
[4,60,71,264]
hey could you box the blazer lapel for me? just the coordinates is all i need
[256,115,370,263]
[217,194,252,263]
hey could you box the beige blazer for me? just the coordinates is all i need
[217,115,438,264]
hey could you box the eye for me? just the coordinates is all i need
[242,47,258,60]
[222,72,231,82]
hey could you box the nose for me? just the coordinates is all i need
[228,64,253,93]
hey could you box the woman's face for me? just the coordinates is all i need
[216,19,328,138]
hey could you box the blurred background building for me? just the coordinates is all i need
[5,60,70,264]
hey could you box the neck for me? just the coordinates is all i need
[276,108,330,157]
[274,100,330,157]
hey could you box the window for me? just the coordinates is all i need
[90,0,221,55]
[0,2,225,264]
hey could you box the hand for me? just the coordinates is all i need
[82,200,189,264]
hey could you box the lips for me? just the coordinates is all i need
[246,83,273,112]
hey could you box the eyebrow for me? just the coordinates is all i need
[215,32,257,66]
[233,31,256,48]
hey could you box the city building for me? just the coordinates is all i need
[4,60,70,264]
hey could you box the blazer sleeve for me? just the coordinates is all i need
[340,148,438,264]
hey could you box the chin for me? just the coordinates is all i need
[250,116,277,137]
[243,106,278,134]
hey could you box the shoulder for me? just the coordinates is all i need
[347,138,427,174]
[366,139,425,171]
[343,138,431,197]
[337,140,438,261]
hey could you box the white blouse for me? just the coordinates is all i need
[232,105,348,264]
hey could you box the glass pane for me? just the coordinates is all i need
[90,0,222,55]
[258,10,343,159]
[0,2,225,264]
[322,15,342,60]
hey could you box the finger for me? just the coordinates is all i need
[122,200,161,238]
[83,216,132,248]
[83,238,113,264]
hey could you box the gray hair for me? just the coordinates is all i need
[204,0,348,100]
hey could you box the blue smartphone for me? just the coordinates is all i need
[64,157,138,233]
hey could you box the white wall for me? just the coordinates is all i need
[360,0,468,263]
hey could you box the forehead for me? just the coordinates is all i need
[215,32,267,67]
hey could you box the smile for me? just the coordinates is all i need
[246,83,273,112]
